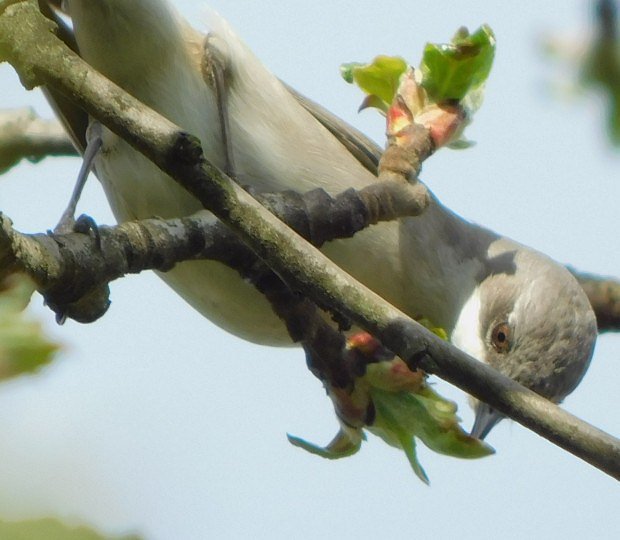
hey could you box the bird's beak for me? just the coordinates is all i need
[470,401,504,440]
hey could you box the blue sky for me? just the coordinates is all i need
[0,1,619,539]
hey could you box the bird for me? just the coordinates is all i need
[45,0,598,438]
[57,0,406,347]
[399,198,598,437]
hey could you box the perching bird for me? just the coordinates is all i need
[46,0,597,438]
[58,0,406,347]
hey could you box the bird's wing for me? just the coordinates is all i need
[38,1,380,176]
[282,83,382,176]
[38,0,88,154]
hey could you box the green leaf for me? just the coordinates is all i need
[287,428,363,459]
[290,354,493,483]
[580,34,620,145]
[421,25,496,102]
[358,94,389,113]
[341,56,408,111]
[369,386,495,463]
[413,387,495,458]
[0,517,141,540]
[340,62,364,84]
[0,275,59,381]
[416,317,449,341]
[371,390,429,484]
[447,138,476,150]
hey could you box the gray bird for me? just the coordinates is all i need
[46,0,597,438]
[399,199,597,437]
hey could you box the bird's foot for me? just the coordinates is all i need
[74,213,102,249]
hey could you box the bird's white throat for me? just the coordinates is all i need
[451,286,485,363]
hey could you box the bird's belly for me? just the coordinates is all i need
[155,259,294,345]
[95,134,405,346]
[158,223,404,346]
[95,135,292,344]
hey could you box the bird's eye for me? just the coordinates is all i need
[491,322,511,353]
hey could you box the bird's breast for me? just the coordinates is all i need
[399,202,490,333]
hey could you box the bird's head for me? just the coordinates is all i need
[450,239,598,439]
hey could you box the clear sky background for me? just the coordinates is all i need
[0,1,619,539]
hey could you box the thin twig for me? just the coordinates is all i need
[0,107,77,173]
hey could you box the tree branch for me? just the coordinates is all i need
[5,0,620,332]
[4,110,620,333]
[2,106,619,336]
[1,0,619,479]
[0,175,431,323]
[572,268,620,332]
[0,107,77,173]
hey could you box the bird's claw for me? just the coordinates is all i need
[51,213,102,250]
[74,213,102,249]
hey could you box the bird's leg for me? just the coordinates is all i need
[202,33,235,178]
[54,120,102,234]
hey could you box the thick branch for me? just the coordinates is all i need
[4,109,620,333]
[1,0,619,479]
[0,176,429,323]
[5,110,620,333]
[9,0,620,332]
